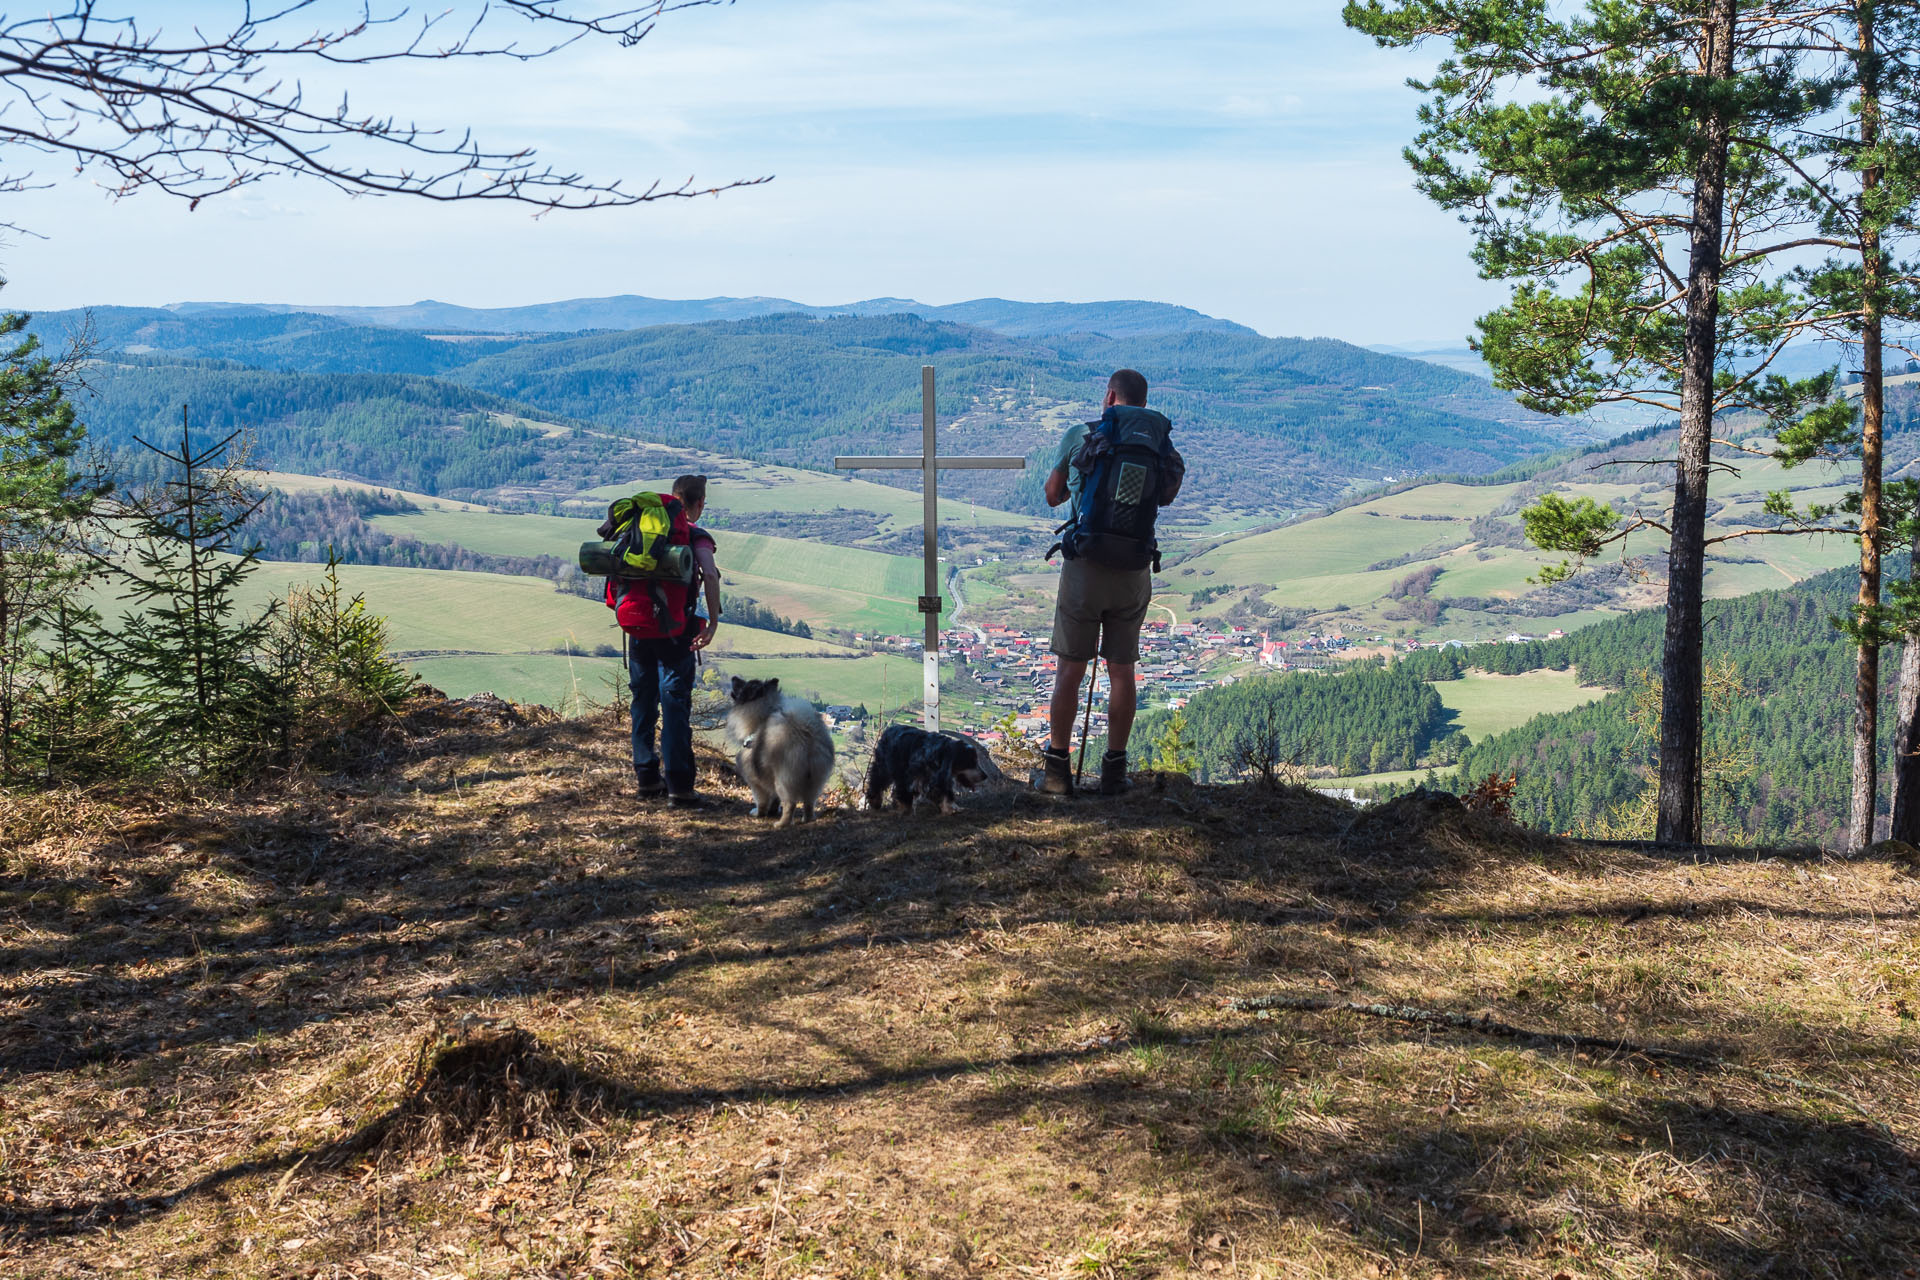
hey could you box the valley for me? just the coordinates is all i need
[41,293,1906,830]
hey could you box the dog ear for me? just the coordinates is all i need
[766,678,780,694]
[730,676,744,694]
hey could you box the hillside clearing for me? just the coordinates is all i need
[1438,670,1610,743]
[248,471,491,512]
[3,697,1916,1277]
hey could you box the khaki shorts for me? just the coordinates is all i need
[1051,557,1152,663]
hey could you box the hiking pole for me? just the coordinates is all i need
[1076,663,1099,788]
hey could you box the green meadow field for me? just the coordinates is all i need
[701,653,944,718]
[1315,668,1609,790]
[579,456,1041,536]
[235,562,622,655]
[707,531,945,635]
[368,508,952,636]
[1167,460,1860,640]
[408,652,627,711]
[367,508,587,561]
[217,560,870,706]
[1437,668,1609,742]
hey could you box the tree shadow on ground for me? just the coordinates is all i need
[0,1023,648,1241]
[945,1020,1920,1278]
[1,741,1904,1075]
[5,697,1917,1271]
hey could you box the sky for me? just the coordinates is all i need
[3,1,1510,345]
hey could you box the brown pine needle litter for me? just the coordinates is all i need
[2,690,1918,1278]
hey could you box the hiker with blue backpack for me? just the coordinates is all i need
[593,474,722,808]
[1041,369,1184,797]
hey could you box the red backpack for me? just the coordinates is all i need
[603,493,695,638]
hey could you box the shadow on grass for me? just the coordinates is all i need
[0,1024,648,1242]
[5,702,1918,1272]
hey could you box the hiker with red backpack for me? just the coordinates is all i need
[1040,369,1184,797]
[595,474,722,807]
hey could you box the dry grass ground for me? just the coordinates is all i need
[3,695,1918,1279]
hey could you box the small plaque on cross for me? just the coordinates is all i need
[836,365,1025,732]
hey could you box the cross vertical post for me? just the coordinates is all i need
[834,366,1025,734]
[920,365,941,731]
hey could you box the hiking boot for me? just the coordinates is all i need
[1038,746,1075,797]
[666,791,706,810]
[635,766,665,798]
[1099,749,1131,796]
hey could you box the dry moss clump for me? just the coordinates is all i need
[369,1025,640,1158]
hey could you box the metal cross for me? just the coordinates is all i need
[835,366,1025,733]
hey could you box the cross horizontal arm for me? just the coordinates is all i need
[835,456,923,470]
[935,457,1027,470]
[833,456,1027,470]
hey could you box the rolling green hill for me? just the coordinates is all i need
[44,305,1574,516]
[365,506,956,635]
[1155,427,1872,644]
[221,559,895,709]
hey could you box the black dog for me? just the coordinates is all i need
[865,726,988,814]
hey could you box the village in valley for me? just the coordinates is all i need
[846,614,1570,750]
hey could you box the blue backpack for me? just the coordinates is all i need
[1049,406,1178,572]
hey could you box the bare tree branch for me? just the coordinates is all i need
[0,0,767,210]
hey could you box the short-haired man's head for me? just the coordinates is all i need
[1107,369,1149,406]
[672,474,708,507]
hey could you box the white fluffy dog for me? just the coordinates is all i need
[725,676,836,827]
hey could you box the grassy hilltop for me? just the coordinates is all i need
[4,696,1916,1276]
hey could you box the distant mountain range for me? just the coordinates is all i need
[159,294,1259,340]
[32,299,1587,515]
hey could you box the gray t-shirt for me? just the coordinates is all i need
[1053,422,1094,521]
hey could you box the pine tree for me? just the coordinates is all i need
[1767,1,1920,848]
[110,412,275,772]
[257,548,417,764]
[0,309,105,780]
[17,600,135,784]
[1347,0,1834,842]
[1148,708,1199,774]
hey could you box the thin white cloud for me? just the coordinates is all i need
[5,0,1493,344]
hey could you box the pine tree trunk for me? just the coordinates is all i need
[1658,0,1737,846]
[0,542,11,782]
[1892,528,1920,843]
[1849,5,1885,852]
[1854,335,1884,848]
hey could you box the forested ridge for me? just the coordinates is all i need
[78,358,560,495]
[1135,661,1467,780]
[39,307,1571,513]
[243,488,587,587]
[1427,564,1878,846]
[444,316,1567,510]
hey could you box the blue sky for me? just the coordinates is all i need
[4,1,1508,344]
